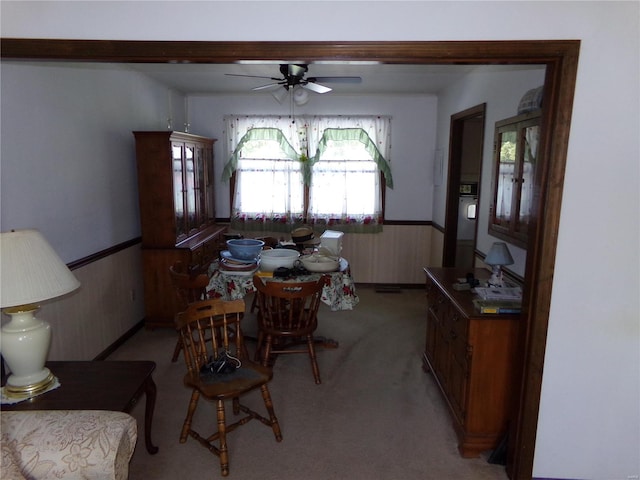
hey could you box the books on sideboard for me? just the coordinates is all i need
[473,298,522,315]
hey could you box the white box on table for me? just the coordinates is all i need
[320,230,344,256]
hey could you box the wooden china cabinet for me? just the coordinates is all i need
[488,109,541,248]
[133,131,226,328]
[423,267,520,458]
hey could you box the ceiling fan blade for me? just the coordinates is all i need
[303,82,332,94]
[225,73,282,81]
[252,82,284,91]
[309,76,362,84]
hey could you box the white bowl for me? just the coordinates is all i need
[259,248,300,272]
[299,253,340,272]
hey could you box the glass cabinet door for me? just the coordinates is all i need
[195,144,207,228]
[184,144,197,233]
[489,110,541,248]
[494,128,517,229]
[172,143,186,239]
[515,122,539,237]
[205,147,215,224]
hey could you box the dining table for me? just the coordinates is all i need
[205,257,359,311]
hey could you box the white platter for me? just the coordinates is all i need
[220,250,258,264]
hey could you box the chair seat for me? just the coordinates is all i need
[183,362,272,398]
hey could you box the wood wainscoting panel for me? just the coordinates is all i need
[340,224,434,284]
[226,224,437,284]
[42,244,145,361]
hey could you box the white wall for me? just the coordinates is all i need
[188,93,438,221]
[1,2,638,479]
[434,66,547,277]
[0,61,174,262]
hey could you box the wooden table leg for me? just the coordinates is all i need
[143,376,159,454]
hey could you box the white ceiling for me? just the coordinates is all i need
[125,63,543,96]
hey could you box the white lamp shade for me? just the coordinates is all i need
[1,229,80,308]
[484,242,514,266]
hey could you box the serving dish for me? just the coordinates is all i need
[259,249,300,272]
[299,253,341,272]
[225,239,265,261]
[219,257,258,271]
[220,250,259,264]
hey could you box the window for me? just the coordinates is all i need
[234,136,304,223]
[222,116,393,234]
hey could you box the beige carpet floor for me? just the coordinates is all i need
[108,285,510,480]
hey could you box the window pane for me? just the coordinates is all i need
[237,158,303,215]
[311,161,377,215]
[240,140,290,159]
[312,139,378,217]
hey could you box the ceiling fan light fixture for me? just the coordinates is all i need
[271,87,288,103]
[293,87,310,106]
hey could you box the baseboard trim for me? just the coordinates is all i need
[357,282,423,290]
[94,319,145,360]
[533,477,578,480]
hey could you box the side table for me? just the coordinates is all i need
[2,360,159,454]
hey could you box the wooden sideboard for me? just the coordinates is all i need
[133,131,226,328]
[422,267,520,457]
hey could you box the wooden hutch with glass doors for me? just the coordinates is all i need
[133,131,226,328]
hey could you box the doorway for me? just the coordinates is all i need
[443,104,486,269]
[0,39,580,480]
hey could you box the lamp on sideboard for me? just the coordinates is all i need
[484,241,514,288]
[0,229,80,398]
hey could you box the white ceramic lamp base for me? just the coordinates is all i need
[1,305,55,398]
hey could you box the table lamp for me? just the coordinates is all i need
[0,229,80,398]
[484,241,514,287]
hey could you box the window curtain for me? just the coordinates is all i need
[306,116,392,233]
[221,115,392,234]
[305,115,392,177]
[222,116,306,233]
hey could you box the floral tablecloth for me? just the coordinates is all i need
[206,258,359,311]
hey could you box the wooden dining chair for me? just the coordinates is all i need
[169,261,210,362]
[252,274,329,384]
[176,298,282,477]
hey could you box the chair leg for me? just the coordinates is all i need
[260,384,283,442]
[180,390,200,443]
[250,293,258,313]
[253,331,264,362]
[306,335,322,384]
[216,399,230,476]
[171,336,183,362]
[260,336,274,367]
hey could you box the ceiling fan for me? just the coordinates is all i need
[226,64,362,94]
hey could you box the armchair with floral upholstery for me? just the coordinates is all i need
[1,410,137,479]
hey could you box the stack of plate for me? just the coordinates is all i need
[219,251,259,276]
